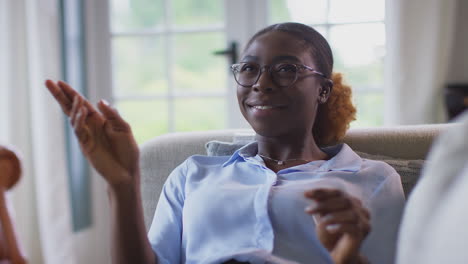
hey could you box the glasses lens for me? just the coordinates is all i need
[234,63,260,86]
[272,63,297,87]
[232,63,299,87]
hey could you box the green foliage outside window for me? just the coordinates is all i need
[111,0,386,144]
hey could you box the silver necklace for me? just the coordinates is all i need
[258,154,311,166]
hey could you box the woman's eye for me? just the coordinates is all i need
[276,64,297,73]
[241,64,258,72]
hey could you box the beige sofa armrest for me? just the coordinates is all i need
[343,124,456,159]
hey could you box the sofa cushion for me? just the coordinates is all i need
[140,125,450,230]
[205,140,424,198]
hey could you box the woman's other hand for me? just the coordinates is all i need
[45,80,140,187]
[305,188,370,264]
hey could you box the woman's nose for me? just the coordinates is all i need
[252,70,275,92]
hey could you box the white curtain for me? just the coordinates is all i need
[0,0,77,263]
[385,0,458,125]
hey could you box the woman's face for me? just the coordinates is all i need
[237,31,323,138]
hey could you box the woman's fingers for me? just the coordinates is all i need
[305,188,341,200]
[57,81,95,113]
[69,97,85,137]
[74,107,91,147]
[361,206,370,219]
[45,80,101,121]
[77,106,89,128]
[308,200,369,222]
[319,222,359,235]
[308,189,371,264]
[57,80,79,100]
[45,80,73,115]
[97,100,131,133]
[312,204,371,245]
[70,100,94,153]
[68,96,89,143]
[314,206,368,229]
[306,188,371,237]
[305,189,365,214]
[305,196,358,215]
[70,96,81,126]
[319,211,370,234]
[318,210,358,225]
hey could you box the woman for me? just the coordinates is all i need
[45,23,404,264]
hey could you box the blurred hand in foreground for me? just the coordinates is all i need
[305,188,370,264]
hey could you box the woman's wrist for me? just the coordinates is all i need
[355,254,369,264]
[106,173,141,205]
[333,253,368,264]
[342,254,368,264]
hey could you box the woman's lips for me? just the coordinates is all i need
[247,103,287,116]
[252,105,276,110]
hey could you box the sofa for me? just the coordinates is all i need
[139,124,455,229]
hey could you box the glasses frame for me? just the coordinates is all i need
[231,62,333,88]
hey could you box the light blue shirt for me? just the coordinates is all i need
[148,143,405,264]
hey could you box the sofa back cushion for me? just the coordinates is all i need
[139,124,453,229]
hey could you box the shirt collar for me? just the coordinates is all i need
[317,143,362,172]
[222,141,258,167]
[222,142,362,172]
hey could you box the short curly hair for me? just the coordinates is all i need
[313,72,356,146]
[246,22,356,146]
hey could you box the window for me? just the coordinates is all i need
[96,0,386,144]
[269,0,386,127]
[110,0,228,143]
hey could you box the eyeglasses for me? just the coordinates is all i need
[231,62,333,88]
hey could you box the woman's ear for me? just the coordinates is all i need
[317,85,331,104]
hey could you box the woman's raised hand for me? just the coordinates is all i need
[45,80,140,186]
[305,189,370,264]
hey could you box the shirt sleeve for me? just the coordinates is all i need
[363,169,405,264]
[147,160,188,264]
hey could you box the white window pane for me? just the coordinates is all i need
[329,0,384,23]
[270,0,328,25]
[174,98,226,131]
[173,32,227,93]
[112,36,168,96]
[111,0,164,32]
[172,0,223,27]
[116,100,169,143]
[351,92,384,127]
[330,23,385,88]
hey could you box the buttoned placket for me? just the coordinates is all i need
[261,167,279,251]
[243,155,280,252]
[214,142,364,264]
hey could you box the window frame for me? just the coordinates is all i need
[84,0,386,137]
